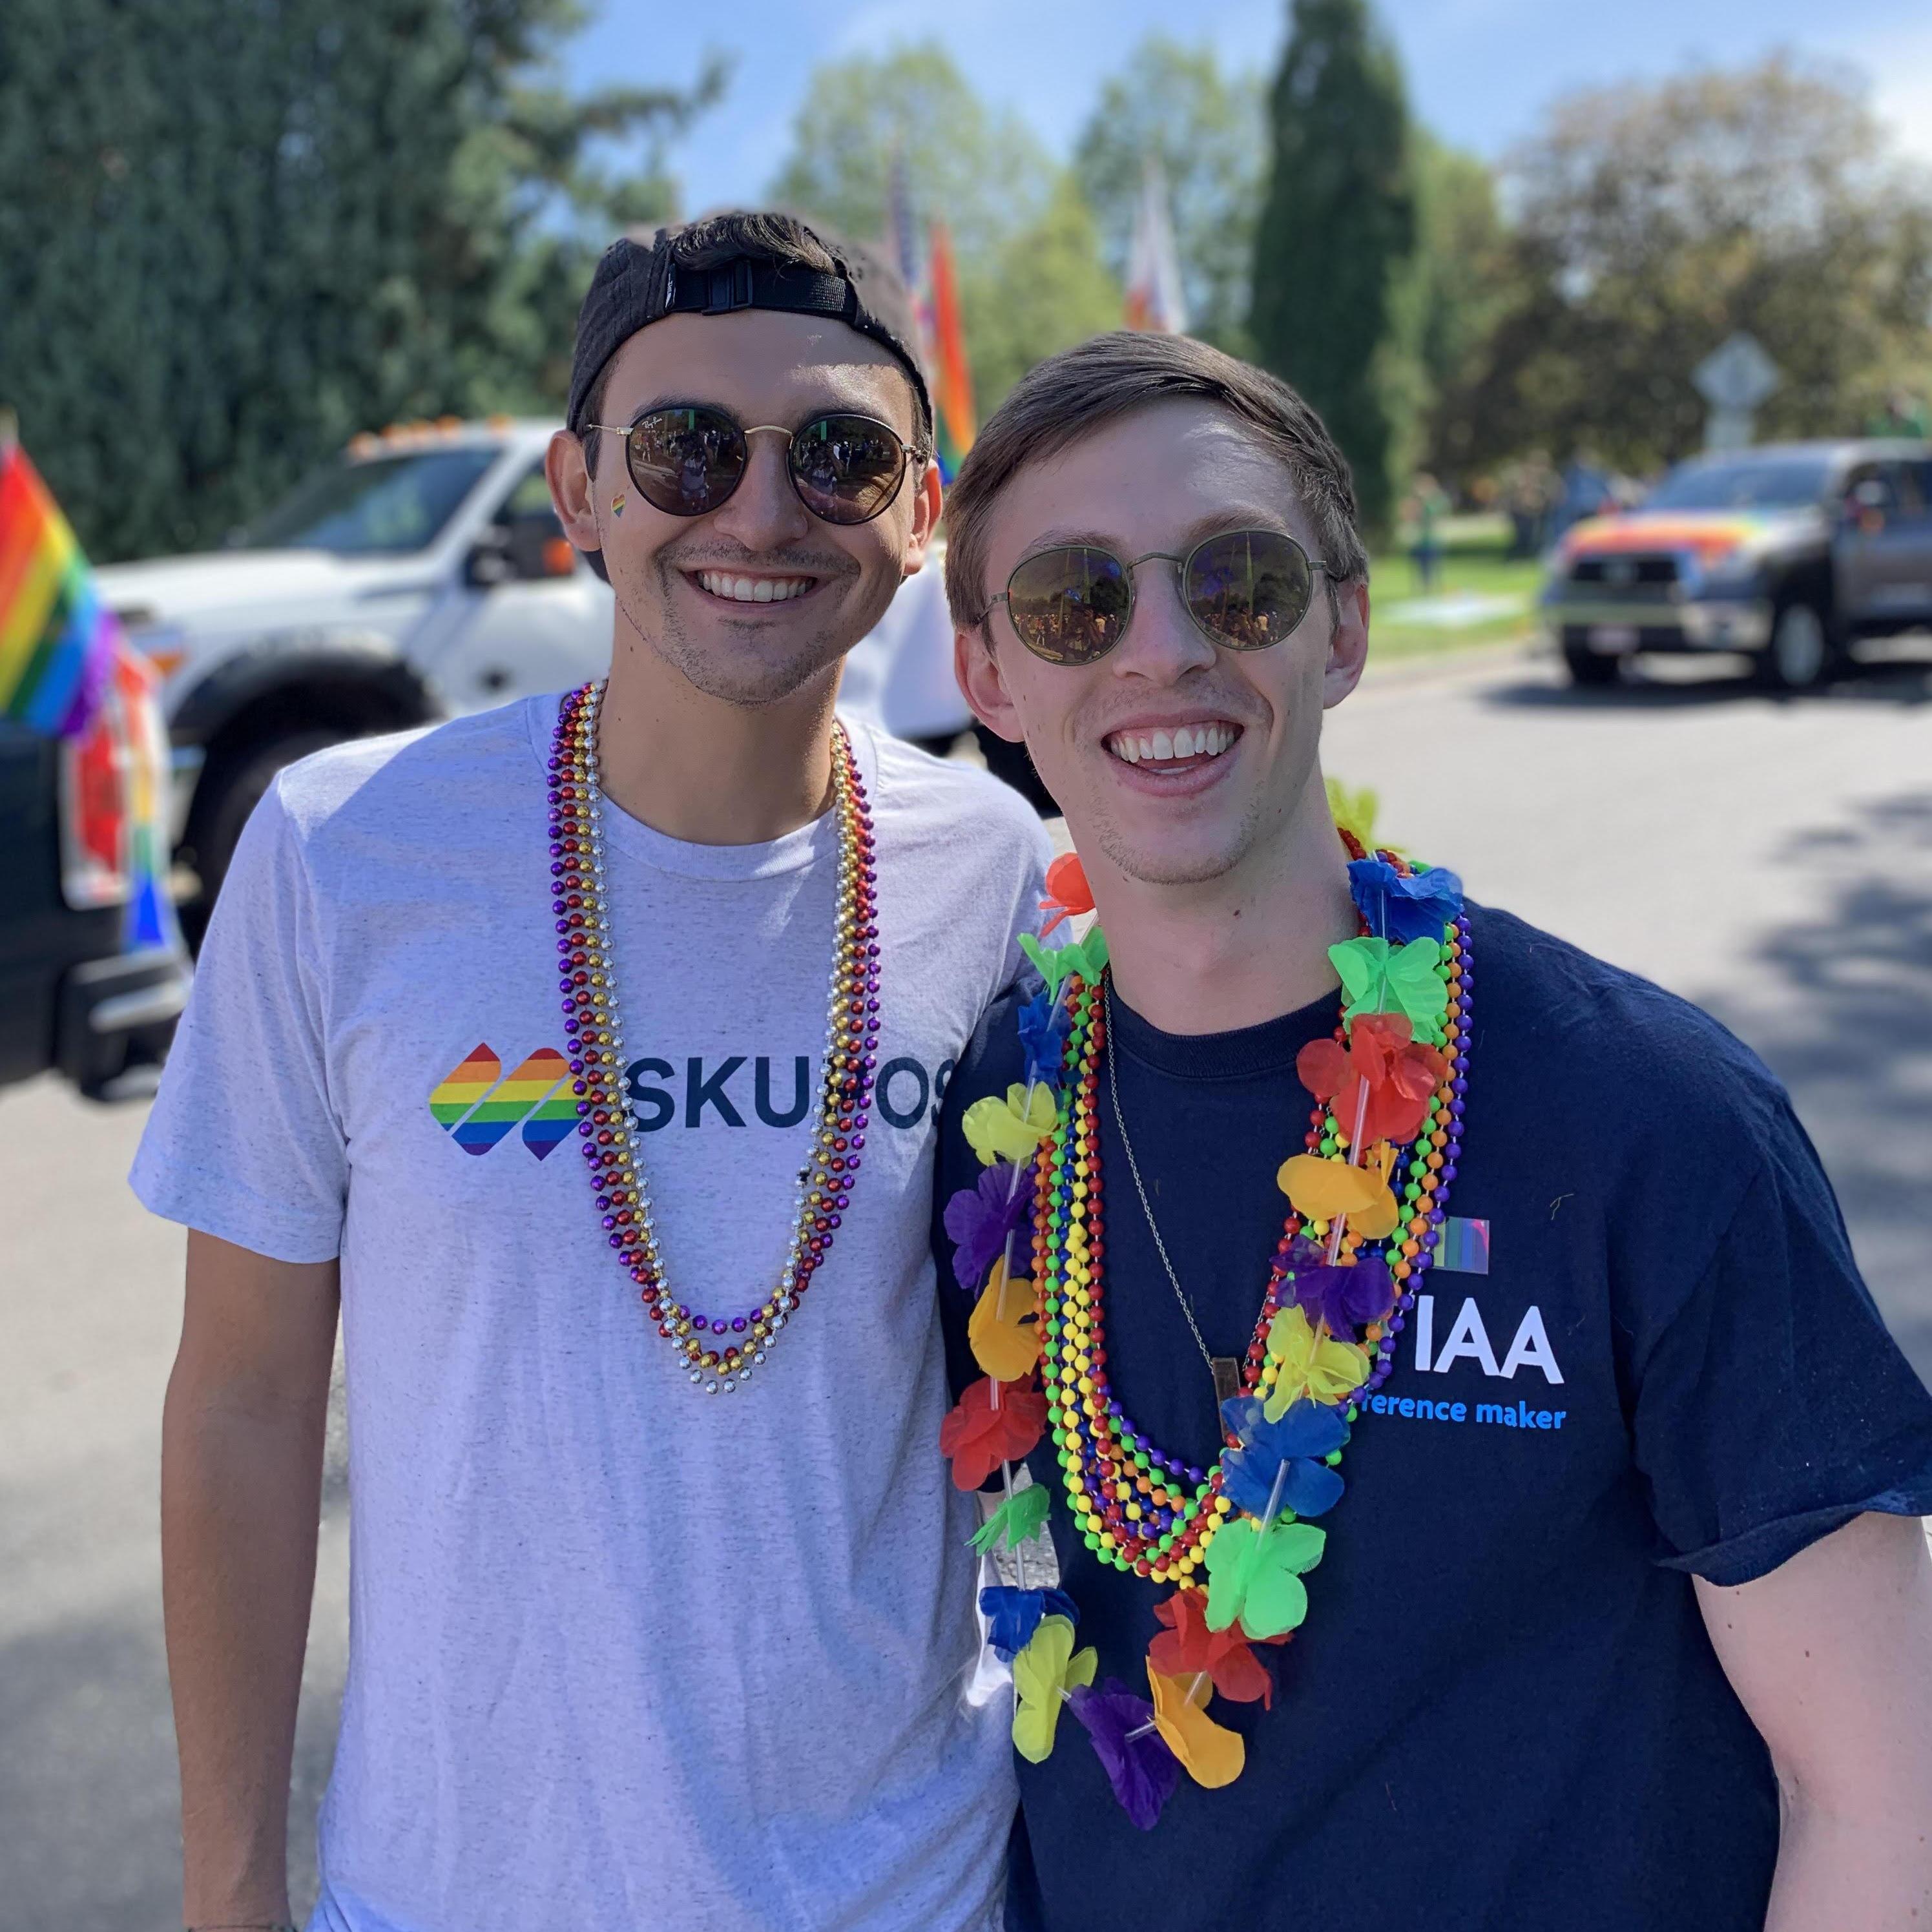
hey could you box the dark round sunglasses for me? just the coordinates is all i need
[586,405,913,526]
[986,528,1333,665]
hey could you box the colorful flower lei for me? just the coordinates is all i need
[937,836,1471,1827]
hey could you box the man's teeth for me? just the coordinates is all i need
[1106,722,1238,765]
[696,570,814,603]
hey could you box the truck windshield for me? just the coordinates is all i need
[240,447,500,555]
[1643,458,1829,512]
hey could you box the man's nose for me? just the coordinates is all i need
[1108,561,1217,683]
[709,430,810,552]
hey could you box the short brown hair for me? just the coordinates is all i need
[942,331,1368,629]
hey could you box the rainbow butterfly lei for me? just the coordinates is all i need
[937,843,1471,1827]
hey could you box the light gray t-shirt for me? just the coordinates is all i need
[132,696,1051,1932]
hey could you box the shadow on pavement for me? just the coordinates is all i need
[0,1612,180,1932]
[0,1590,340,1927]
[1480,654,1932,711]
[1699,791,1932,1386]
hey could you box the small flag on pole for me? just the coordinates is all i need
[884,143,944,406]
[927,222,976,483]
[0,430,120,740]
[1124,155,1188,337]
[885,143,930,336]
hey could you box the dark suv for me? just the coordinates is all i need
[1540,440,1932,689]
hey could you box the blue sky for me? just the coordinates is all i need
[566,0,1932,215]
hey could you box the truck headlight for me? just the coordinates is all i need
[1697,548,1763,591]
[123,623,188,680]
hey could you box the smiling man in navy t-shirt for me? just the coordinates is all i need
[931,330,1932,1932]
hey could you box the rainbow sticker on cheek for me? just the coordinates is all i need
[610,492,626,517]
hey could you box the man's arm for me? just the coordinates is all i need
[1696,1511,1932,1931]
[162,1229,340,1927]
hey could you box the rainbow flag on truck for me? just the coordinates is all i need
[0,433,120,740]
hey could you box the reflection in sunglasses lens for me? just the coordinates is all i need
[791,415,906,525]
[628,408,745,515]
[1187,531,1313,648]
[1007,547,1133,663]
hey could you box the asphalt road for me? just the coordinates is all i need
[3,643,1930,1929]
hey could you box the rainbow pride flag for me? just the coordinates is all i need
[0,439,119,739]
[927,223,976,483]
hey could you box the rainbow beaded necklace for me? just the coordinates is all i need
[939,835,1470,1824]
[548,679,881,1393]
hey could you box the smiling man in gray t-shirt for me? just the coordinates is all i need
[133,213,1046,1932]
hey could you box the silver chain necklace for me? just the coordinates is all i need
[1103,977,1243,1407]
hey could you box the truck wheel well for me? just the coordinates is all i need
[183,674,432,856]
[1770,558,1836,627]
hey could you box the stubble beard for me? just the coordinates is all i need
[1084,779,1274,888]
[607,549,894,711]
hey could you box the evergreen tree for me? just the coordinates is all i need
[0,0,718,561]
[1249,0,1417,537]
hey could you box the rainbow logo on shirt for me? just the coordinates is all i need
[428,1043,576,1158]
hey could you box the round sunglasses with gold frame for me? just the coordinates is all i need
[585,404,916,525]
[986,528,1333,665]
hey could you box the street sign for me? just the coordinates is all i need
[1695,333,1780,413]
[1696,333,1780,450]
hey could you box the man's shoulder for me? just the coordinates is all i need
[861,724,1053,867]
[950,977,1034,1105]
[1471,902,1789,1148]
[267,698,543,851]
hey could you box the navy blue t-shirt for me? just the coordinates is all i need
[934,904,1932,1932]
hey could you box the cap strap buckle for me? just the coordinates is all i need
[703,260,756,314]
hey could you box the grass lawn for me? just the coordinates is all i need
[1366,515,1546,662]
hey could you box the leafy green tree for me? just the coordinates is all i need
[765,41,1118,417]
[1072,37,1265,352]
[965,176,1125,408]
[766,43,1048,273]
[1249,0,1418,536]
[1453,56,1932,477]
[0,0,719,561]
[1409,132,1518,484]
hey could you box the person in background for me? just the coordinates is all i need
[1504,449,1559,558]
[1401,470,1449,592]
[132,211,1047,1932]
[931,327,1932,1932]
[1551,447,1616,544]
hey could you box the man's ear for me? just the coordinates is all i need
[954,623,1026,743]
[546,430,603,557]
[1322,577,1371,709]
[901,459,944,577]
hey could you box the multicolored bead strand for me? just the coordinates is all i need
[1035,851,1469,1582]
[546,679,881,1393]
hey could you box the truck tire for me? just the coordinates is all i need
[185,729,347,942]
[1560,636,1621,687]
[1754,599,1833,692]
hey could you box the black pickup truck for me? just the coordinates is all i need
[1,650,192,1099]
[1541,439,1932,689]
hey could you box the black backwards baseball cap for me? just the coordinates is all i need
[566,213,934,443]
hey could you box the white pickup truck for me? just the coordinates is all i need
[95,418,980,935]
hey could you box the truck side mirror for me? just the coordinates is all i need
[1845,479,1890,533]
[464,530,514,588]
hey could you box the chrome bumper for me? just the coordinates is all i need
[1541,596,1774,652]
